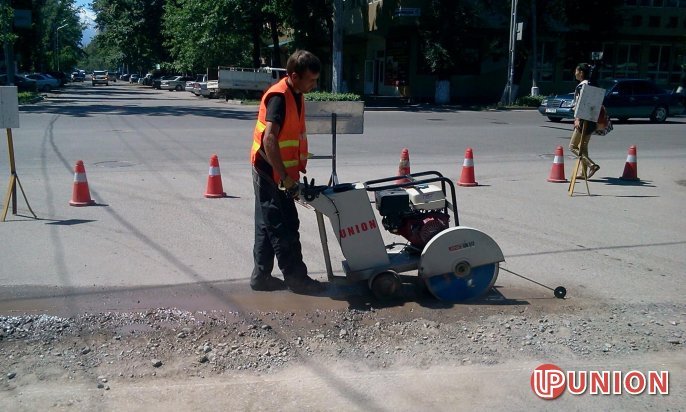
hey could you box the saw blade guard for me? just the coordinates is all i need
[419,226,504,302]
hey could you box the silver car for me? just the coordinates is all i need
[92,70,109,86]
[161,75,194,91]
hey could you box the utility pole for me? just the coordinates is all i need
[531,0,538,96]
[502,0,519,105]
[332,0,343,93]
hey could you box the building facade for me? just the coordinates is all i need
[340,0,686,103]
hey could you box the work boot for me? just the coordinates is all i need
[250,275,287,291]
[285,276,326,295]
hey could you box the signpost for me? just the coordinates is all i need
[1,86,36,221]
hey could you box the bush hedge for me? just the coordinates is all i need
[305,92,362,101]
[515,95,545,107]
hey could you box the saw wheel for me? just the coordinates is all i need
[419,226,504,302]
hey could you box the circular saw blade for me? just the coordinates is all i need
[419,227,504,302]
[423,263,499,302]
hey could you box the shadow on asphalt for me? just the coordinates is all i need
[20,103,256,120]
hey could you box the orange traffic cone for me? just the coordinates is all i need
[69,160,96,206]
[620,145,639,181]
[458,147,478,187]
[204,154,227,198]
[547,146,567,183]
[396,148,411,184]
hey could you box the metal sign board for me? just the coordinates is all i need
[0,87,20,129]
[305,101,364,135]
[14,10,32,28]
[574,84,605,122]
[394,7,421,17]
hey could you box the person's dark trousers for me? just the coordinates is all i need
[252,168,308,283]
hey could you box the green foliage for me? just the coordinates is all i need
[162,0,252,73]
[10,0,83,72]
[18,92,42,104]
[91,0,168,74]
[417,0,495,77]
[305,92,361,102]
[515,95,545,107]
[0,4,17,44]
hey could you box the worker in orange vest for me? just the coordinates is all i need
[249,50,324,294]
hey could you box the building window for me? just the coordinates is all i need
[536,42,555,82]
[649,16,661,27]
[616,44,640,78]
[647,45,671,83]
[667,16,678,27]
[631,15,642,26]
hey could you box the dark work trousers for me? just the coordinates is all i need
[252,168,308,282]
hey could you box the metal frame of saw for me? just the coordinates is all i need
[301,171,460,284]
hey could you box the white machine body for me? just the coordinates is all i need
[306,183,390,273]
[405,184,446,210]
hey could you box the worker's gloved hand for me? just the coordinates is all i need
[279,176,299,199]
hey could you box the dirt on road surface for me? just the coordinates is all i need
[1,282,684,411]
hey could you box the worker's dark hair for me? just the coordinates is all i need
[286,50,321,76]
[576,63,591,80]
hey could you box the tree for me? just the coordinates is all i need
[162,0,253,73]
[9,0,83,72]
[91,0,168,73]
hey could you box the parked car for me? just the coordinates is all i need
[161,75,195,91]
[120,73,130,81]
[46,71,68,86]
[129,74,140,84]
[538,79,681,123]
[0,74,38,92]
[92,70,109,86]
[153,75,175,90]
[71,71,85,82]
[538,92,575,122]
[140,74,153,86]
[23,73,60,92]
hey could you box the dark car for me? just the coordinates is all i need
[46,71,68,86]
[538,92,575,122]
[71,71,85,82]
[539,79,681,123]
[0,74,38,92]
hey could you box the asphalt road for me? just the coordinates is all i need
[1,82,686,410]
[2,82,685,304]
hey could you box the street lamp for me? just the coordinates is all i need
[56,23,68,72]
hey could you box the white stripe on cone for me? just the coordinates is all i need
[463,158,474,167]
[553,155,563,164]
[73,173,87,183]
[209,166,221,176]
[626,155,637,162]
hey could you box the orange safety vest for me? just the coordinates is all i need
[250,77,308,182]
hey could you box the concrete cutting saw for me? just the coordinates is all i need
[297,171,505,302]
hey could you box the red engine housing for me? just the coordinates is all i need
[396,212,450,249]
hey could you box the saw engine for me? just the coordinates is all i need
[375,184,450,249]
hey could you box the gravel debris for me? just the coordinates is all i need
[0,303,683,382]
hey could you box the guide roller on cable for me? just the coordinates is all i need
[295,170,505,302]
